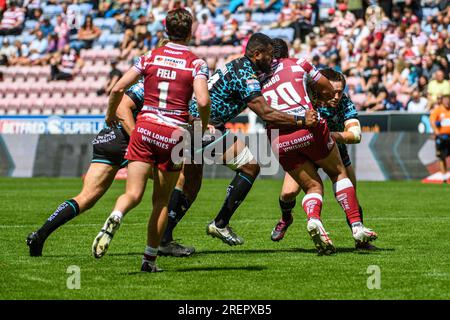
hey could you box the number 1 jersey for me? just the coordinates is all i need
[133,42,209,126]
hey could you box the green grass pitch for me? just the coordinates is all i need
[0,177,449,299]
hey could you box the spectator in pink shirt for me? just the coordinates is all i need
[54,14,69,50]
[195,13,217,46]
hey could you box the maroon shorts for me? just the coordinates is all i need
[268,120,335,172]
[125,119,185,172]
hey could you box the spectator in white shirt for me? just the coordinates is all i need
[238,10,260,40]
[0,38,18,65]
[27,30,49,65]
[221,10,238,45]
[407,90,429,112]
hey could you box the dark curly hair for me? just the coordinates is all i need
[271,38,289,59]
[165,8,193,42]
[319,68,346,88]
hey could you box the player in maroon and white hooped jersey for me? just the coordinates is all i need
[93,9,211,272]
[264,39,377,255]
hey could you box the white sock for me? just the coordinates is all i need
[143,246,158,263]
[351,221,363,231]
[110,210,123,220]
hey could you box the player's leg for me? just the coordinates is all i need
[159,163,203,256]
[207,137,260,246]
[142,167,180,272]
[435,136,450,182]
[315,145,378,245]
[27,163,118,256]
[92,160,152,258]
[271,173,300,241]
[343,163,365,224]
[287,161,336,255]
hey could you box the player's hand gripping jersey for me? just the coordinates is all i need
[189,56,262,126]
[262,58,334,171]
[126,42,209,171]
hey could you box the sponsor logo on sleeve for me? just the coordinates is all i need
[246,79,261,92]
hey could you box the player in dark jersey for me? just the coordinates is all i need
[91,9,211,272]
[272,69,376,250]
[26,82,143,256]
[160,33,320,248]
[264,39,377,255]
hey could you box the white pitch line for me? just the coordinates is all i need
[0,216,449,229]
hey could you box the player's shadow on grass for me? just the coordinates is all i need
[126,265,266,275]
[109,247,395,260]
[175,265,267,272]
[195,247,395,255]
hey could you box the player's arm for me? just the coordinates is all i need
[193,78,211,133]
[297,58,334,103]
[116,95,136,136]
[106,68,141,127]
[332,119,362,144]
[429,109,440,136]
[192,58,211,133]
[247,96,318,128]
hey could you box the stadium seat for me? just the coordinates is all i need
[4,97,20,114]
[192,46,209,58]
[261,28,295,42]
[233,13,245,24]
[213,15,225,26]
[24,20,38,31]
[20,32,35,45]
[93,18,105,29]
[0,99,8,114]
[79,3,94,15]
[207,46,225,58]
[16,91,27,101]
[42,5,63,18]
[103,18,119,32]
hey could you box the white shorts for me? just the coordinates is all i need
[226,146,255,171]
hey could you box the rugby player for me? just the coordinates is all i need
[160,33,331,248]
[92,9,211,272]
[263,39,377,254]
[91,33,324,257]
[26,79,143,257]
[271,67,376,250]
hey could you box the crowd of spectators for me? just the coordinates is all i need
[0,0,448,112]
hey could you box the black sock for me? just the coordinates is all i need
[161,189,191,244]
[279,198,295,221]
[214,172,255,228]
[37,199,80,240]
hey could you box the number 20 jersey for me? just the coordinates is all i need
[262,57,321,116]
[133,42,209,125]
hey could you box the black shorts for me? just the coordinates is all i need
[91,127,129,167]
[125,90,143,110]
[436,136,450,161]
[338,143,352,167]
